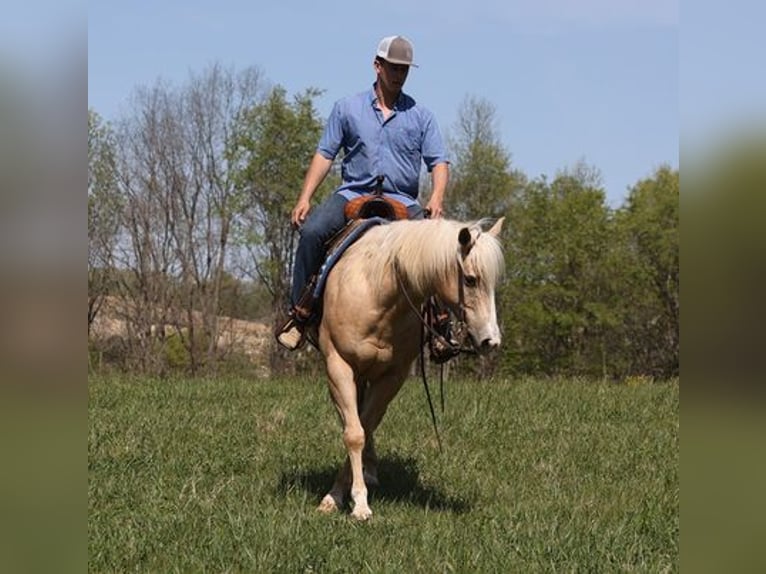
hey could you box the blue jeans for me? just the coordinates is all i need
[291,192,424,306]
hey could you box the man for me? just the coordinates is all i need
[277,35,450,350]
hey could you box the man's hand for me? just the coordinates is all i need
[426,162,449,218]
[291,198,311,228]
[290,153,334,228]
[425,197,444,219]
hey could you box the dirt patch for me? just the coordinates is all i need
[90,296,273,363]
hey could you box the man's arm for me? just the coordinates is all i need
[291,153,334,227]
[425,162,449,218]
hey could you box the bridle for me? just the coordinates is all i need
[393,256,477,357]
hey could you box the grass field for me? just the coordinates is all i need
[88,373,678,572]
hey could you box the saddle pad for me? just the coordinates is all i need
[311,217,390,306]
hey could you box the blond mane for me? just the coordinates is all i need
[354,218,505,295]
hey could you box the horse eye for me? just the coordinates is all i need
[464,275,478,287]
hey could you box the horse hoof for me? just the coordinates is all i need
[317,494,339,514]
[351,506,373,521]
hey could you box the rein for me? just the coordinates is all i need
[419,323,443,454]
[393,259,476,453]
[392,261,441,451]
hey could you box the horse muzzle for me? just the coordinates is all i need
[469,326,501,354]
[479,336,501,352]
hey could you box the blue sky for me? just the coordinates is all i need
[680,0,766,154]
[86,1,679,207]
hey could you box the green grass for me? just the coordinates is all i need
[89,374,678,572]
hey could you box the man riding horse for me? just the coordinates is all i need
[277,35,456,353]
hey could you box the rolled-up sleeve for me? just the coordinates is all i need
[421,111,450,171]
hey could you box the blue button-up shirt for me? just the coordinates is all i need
[317,85,449,206]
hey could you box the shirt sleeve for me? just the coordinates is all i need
[421,110,450,171]
[317,101,344,160]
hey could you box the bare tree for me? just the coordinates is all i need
[110,65,266,374]
[88,109,120,337]
[109,84,179,373]
[169,65,265,373]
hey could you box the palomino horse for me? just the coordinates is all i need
[313,216,505,520]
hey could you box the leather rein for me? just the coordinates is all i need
[393,257,477,453]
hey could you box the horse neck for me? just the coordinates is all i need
[393,244,451,303]
[379,219,466,303]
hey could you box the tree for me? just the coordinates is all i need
[612,165,679,377]
[110,65,265,374]
[171,64,264,373]
[231,86,336,373]
[88,108,120,337]
[446,95,524,221]
[110,82,185,373]
[500,163,616,377]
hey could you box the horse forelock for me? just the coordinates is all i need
[463,220,505,288]
[357,219,504,295]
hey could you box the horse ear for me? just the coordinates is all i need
[458,227,474,256]
[487,217,505,237]
[458,227,472,247]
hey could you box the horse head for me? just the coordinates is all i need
[439,217,505,354]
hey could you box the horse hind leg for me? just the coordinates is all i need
[317,459,350,514]
[363,436,379,488]
[358,372,408,489]
[318,448,378,512]
[318,448,370,520]
[358,382,380,488]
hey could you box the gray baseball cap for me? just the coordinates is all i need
[376,36,418,67]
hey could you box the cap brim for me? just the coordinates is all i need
[381,58,419,68]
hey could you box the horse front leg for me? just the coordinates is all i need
[344,418,371,521]
[319,352,372,521]
[319,442,376,510]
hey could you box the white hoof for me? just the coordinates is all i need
[351,505,373,521]
[317,494,339,514]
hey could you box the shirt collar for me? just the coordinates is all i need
[370,82,406,110]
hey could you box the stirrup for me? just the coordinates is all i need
[276,316,306,351]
